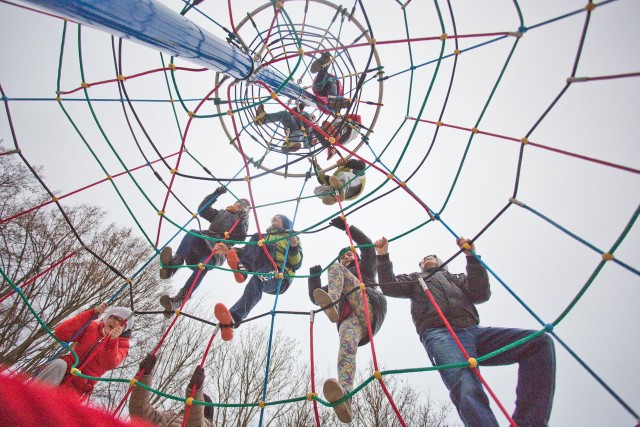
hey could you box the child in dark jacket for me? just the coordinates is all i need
[213,214,303,341]
[34,303,133,400]
[308,219,386,423]
[314,158,367,205]
[159,186,250,317]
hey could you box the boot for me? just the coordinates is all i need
[311,52,333,74]
[254,104,265,125]
[159,289,187,319]
[159,247,184,279]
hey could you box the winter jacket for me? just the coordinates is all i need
[264,227,303,274]
[55,308,131,399]
[334,159,367,201]
[376,253,491,336]
[198,192,249,244]
[129,372,212,427]
[309,225,387,346]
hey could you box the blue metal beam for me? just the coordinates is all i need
[24,0,313,102]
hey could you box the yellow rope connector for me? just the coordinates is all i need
[440,33,448,40]
[224,231,230,239]
[276,1,283,9]
[275,272,282,279]
[157,210,165,216]
[81,82,89,88]
[340,214,346,221]
[117,75,126,81]
[174,309,181,316]
[198,263,205,270]
[244,176,251,183]
[471,127,479,134]
[70,368,81,376]
[130,378,138,387]
[297,47,305,56]
[170,168,177,175]
[55,96,61,102]
[358,283,366,291]
[258,239,265,247]
[462,242,471,251]
[169,98,174,103]
[192,213,197,219]
[520,137,529,145]
[168,63,176,70]
[386,173,394,180]
[468,358,478,369]
[369,38,376,45]
[186,397,194,406]
[373,370,382,380]
[400,181,407,187]
[270,92,278,99]
[51,196,58,203]
[306,392,318,401]
[585,3,596,11]
[126,277,132,284]
[226,109,233,116]
[436,121,443,127]
[106,175,113,180]
[258,400,266,408]
[328,137,335,144]
[602,253,614,261]
[188,111,194,117]
[454,49,461,55]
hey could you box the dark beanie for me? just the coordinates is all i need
[276,214,293,230]
[203,393,213,421]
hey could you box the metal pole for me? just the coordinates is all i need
[24,0,315,102]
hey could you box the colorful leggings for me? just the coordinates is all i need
[327,263,371,393]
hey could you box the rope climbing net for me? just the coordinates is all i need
[0,0,638,425]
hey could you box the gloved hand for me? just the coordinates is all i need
[139,354,157,374]
[213,186,228,196]
[310,265,322,276]
[329,217,346,231]
[189,366,205,389]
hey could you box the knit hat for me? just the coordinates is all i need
[274,214,293,230]
[238,198,250,209]
[99,306,134,332]
[338,247,360,264]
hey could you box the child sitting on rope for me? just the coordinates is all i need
[310,52,351,114]
[129,354,213,427]
[33,302,133,400]
[313,157,367,205]
[308,219,387,423]
[254,101,318,152]
[159,186,250,318]
[212,214,303,341]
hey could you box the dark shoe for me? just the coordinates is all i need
[254,104,265,125]
[226,249,247,283]
[326,147,337,161]
[311,52,333,74]
[328,97,350,111]
[313,289,339,323]
[322,195,338,206]
[160,247,177,279]
[323,378,352,423]
[214,303,234,341]
[281,142,301,152]
[159,294,183,319]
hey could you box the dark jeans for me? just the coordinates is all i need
[174,230,225,299]
[421,326,555,427]
[313,68,339,97]
[228,234,290,321]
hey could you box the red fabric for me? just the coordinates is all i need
[55,309,130,399]
[0,372,154,427]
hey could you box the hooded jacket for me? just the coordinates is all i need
[376,253,491,336]
[55,307,131,399]
[264,214,303,274]
[198,192,249,244]
[308,225,387,346]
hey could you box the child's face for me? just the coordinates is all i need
[271,216,284,229]
[103,315,125,335]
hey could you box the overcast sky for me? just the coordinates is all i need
[1,0,639,425]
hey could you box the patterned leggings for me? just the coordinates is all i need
[327,263,371,393]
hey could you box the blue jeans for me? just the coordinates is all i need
[228,234,291,321]
[314,68,339,97]
[174,230,225,299]
[421,326,555,427]
[264,111,305,142]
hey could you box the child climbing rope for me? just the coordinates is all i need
[212,214,303,341]
[307,219,386,423]
[254,101,318,152]
[159,186,250,318]
[33,302,133,400]
[313,157,367,205]
[310,52,351,114]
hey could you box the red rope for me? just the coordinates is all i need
[309,313,321,427]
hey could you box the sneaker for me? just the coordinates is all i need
[159,294,174,319]
[323,378,352,423]
[322,195,338,206]
[254,104,265,125]
[313,289,338,323]
[281,142,301,152]
[214,303,234,341]
[311,52,333,74]
[326,147,337,161]
[328,97,350,111]
[226,249,247,283]
[328,176,345,202]
[160,246,177,279]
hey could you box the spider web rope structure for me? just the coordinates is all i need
[0,0,638,426]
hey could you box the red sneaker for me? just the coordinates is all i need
[214,303,234,341]
[226,249,247,283]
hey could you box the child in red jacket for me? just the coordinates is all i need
[34,302,133,400]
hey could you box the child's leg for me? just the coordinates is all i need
[337,315,365,394]
[327,263,359,302]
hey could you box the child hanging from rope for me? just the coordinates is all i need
[159,186,250,318]
[313,157,367,205]
[33,302,133,400]
[129,354,213,427]
[307,219,387,423]
[212,214,303,341]
[254,101,318,152]
[310,52,351,114]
